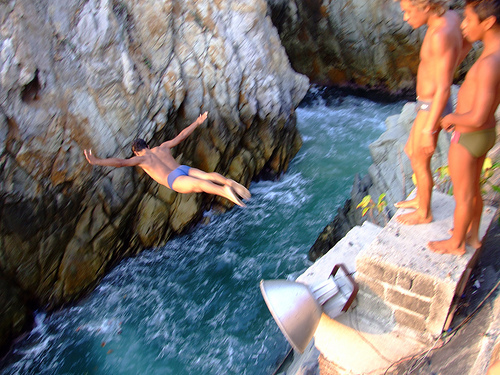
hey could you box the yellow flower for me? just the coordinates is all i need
[483,158,493,178]
[483,157,492,172]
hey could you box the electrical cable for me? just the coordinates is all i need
[450,278,500,334]
[349,306,395,364]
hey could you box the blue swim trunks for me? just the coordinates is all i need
[167,165,191,190]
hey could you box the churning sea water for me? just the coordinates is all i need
[0,93,403,375]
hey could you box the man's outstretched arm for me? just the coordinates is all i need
[84,149,143,168]
[161,112,208,148]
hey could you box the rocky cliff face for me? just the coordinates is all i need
[0,0,309,353]
[267,0,474,96]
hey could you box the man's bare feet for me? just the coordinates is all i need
[396,210,432,225]
[466,238,482,250]
[224,186,246,207]
[394,197,419,209]
[229,181,251,200]
[428,239,466,256]
[447,228,482,249]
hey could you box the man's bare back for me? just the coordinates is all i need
[134,146,181,188]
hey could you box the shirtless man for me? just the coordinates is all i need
[84,112,251,207]
[428,0,500,255]
[395,0,471,225]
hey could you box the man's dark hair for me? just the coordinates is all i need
[466,0,500,24]
[394,0,449,16]
[131,138,148,153]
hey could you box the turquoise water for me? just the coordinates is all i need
[0,95,403,375]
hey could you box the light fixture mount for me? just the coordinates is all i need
[260,263,358,353]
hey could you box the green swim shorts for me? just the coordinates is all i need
[451,128,497,158]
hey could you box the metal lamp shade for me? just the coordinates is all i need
[260,279,322,353]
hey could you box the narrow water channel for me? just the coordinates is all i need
[0,94,404,375]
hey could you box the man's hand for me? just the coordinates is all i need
[196,111,208,125]
[84,149,98,165]
[440,115,455,132]
[420,133,436,156]
[164,112,209,148]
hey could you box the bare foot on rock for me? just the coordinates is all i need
[396,210,432,225]
[394,197,419,209]
[447,228,482,249]
[428,239,466,256]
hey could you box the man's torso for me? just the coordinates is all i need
[456,51,500,132]
[138,147,182,187]
[416,11,463,100]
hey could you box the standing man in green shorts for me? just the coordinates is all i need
[428,0,500,255]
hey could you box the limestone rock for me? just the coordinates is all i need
[136,193,171,248]
[267,0,475,96]
[0,272,31,355]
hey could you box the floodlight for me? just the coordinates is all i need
[260,264,358,353]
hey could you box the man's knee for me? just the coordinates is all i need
[411,152,432,169]
[454,187,474,204]
[404,146,412,159]
[207,172,226,183]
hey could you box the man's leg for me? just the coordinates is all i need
[428,143,478,255]
[464,154,485,249]
[395,123,420,209]
[187,168,251,200]
[171,175,246,207]
[487,358,500,375]
[442,158,484,248]
[396,112,436,225]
